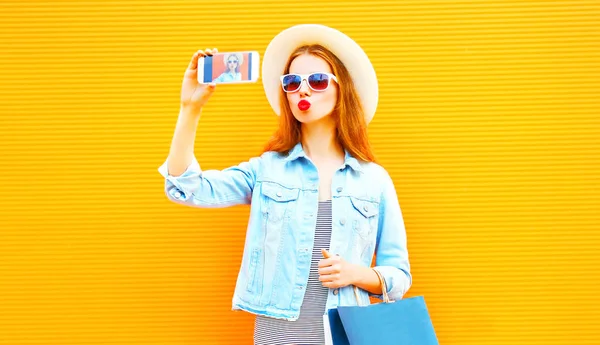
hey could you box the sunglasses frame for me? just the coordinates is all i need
[280,72,338,93]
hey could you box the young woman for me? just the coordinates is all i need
[159,24,412,345]
[212,52,243,83]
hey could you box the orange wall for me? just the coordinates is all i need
[1,1,599,344]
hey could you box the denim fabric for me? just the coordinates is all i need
[158,142,412,321]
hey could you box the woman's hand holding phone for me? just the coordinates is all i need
[167,48,218,177]
[180,48,218,113]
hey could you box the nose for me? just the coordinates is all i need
[298,79,311,97]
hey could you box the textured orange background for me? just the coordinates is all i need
[1,1,599,344]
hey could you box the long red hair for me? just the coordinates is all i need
[262,44,376,162]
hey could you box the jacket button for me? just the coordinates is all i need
[364,205,369,212]
[337,187,343,193]
[174,191,182,199]
[333,289,339,295]
[339,218,345,225]
[276,191,282,197]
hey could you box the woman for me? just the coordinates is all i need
[159,24,412,345]
[212,52,243,82]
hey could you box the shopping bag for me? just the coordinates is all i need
[324,307,350,345]
[326,269,439,345]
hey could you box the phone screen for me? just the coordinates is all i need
[201,52,254,83]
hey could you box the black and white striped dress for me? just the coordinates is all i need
[254,200,333,345]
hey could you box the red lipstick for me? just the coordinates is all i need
[298,100,311,111]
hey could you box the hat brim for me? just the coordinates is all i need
[261,24,378,124]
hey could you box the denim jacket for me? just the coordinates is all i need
[158,142,412,321]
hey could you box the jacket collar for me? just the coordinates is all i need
[283,142,363,173]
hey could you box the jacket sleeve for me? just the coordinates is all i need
[372,172,412,301]
[158,155,261,208]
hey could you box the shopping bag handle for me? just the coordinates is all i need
[353,268,392,306]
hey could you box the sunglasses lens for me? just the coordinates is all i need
[282,75,301,92]
[308,73,330,91]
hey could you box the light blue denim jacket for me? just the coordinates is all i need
[158,142,412,321]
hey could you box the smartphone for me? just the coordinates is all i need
[197,51,260,84]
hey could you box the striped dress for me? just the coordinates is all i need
[254,200,333,345]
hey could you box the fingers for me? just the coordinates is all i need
[319,265,340,276]
[318,258,336,268]
[321,280,342,289]
[186,50,202,71]
[319,250,340,268]
[187,48,218,70]
[319,249,345,288]
[319,273,340,283]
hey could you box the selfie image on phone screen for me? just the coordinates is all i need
[198,51,260,84]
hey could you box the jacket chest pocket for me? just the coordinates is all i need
[350,196,380,240]
[260,181,300,224]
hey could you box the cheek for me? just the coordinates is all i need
[286,93,297,105]
[324,89,338,106]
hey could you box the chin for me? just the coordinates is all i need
[293,112,325,124]
[292,108,334,124]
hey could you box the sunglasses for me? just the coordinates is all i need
[280,72,338,93]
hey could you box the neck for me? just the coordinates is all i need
[300,116,344,161]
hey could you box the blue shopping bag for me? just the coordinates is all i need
[325,307,350,345]
[326,269,439,345]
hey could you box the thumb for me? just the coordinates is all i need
[321,248,332,259]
